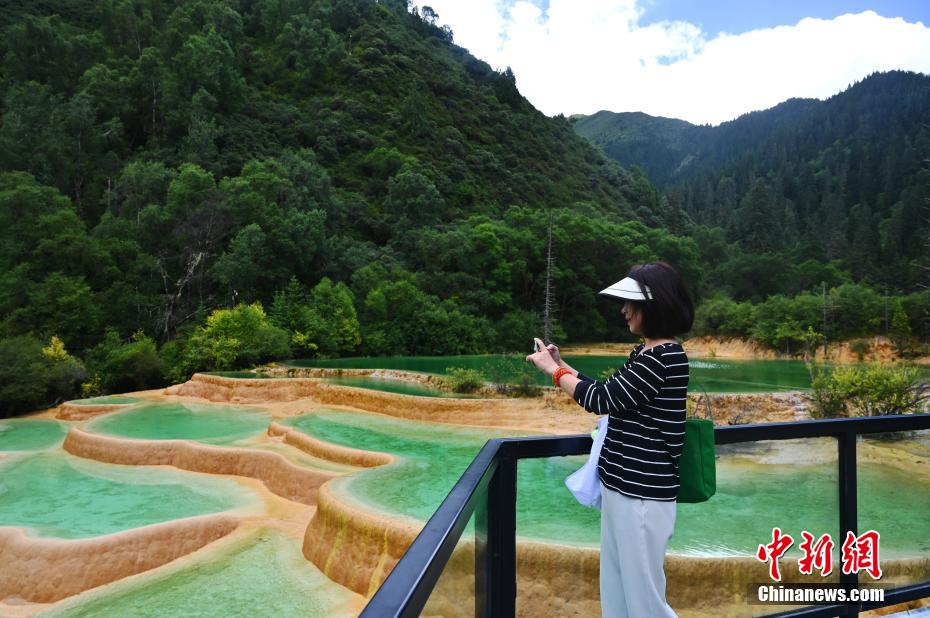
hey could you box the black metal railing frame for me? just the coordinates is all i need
[362,414,930,618]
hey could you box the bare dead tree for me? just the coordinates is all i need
[920,124,930,339]
[542,212,555,344]
[156,251,205,343]
[150,180,234,342]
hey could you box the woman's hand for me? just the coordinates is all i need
[526,337,561,376]
[546,343,566,368]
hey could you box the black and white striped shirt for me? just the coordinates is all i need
[573,342,689,501]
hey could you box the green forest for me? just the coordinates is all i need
[1,0,928,414]
[573,71,930,300]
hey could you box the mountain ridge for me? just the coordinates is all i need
[573,70,930,291]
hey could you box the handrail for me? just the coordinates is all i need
[363,413,930,617]
[359,439,504,616]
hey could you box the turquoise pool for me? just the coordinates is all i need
[0,419,68,451]
[85,402,270,445]
[285,411,930,557]
[286,354,816,393]
[202,371,274,379]
[69,396,141,405]
[324,376,477,398]
[0,453,258,538]
[46,529,359,617]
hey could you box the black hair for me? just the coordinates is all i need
[625,261,694,339]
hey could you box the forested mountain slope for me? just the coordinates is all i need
[3,2,927,414]
[573,71,930,290]
[0,0,685,362]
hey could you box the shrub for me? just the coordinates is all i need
[309,277,361,355]
[493,310,541,354]
[165,303,290,382]
[270,277,324,356]
[86,329,165,394]
[751,295,805,353]
[693,295,755,337]
[361,279,491,355]
[829,284,884,339]
[445,367,485,393]
[807,362,929,418]
[801,327,825,361]
[485,355,542,397]
[80,375,102,398]
[41,335,87,404]
[807,363,847,419]
[889,299,914,356]
[0,335,85,416]
[849,339,871,362]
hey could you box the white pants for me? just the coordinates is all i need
[599,482,678,618]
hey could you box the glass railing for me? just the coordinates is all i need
[361,414,930,618]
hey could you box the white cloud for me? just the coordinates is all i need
[421,2,930,125]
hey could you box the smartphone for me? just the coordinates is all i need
[533,340,541,353]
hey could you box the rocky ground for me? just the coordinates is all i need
[564,335,930,364]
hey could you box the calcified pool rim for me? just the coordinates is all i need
[0,450,263,540]
[64,427,340,505]
[41,527,366,617]
[0,448,263,604]
[0,514,241,603]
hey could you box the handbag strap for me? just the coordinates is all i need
[691,385,714,422]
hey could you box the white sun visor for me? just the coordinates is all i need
[598,276,653,301]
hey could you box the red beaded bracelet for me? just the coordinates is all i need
[552,367,572,387]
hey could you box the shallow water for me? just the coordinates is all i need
[679,454,930,558]
[286,411,930,557]
[201,371,274,379]
[85,402,270,445]
[244,441,358,474]
[287,355,816,393]
[44,529,359,617]
[0,419,67,451]
[0,453,258,538]
[324,376,477,398]
[69,396,141,405]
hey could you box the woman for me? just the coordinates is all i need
[526,261,694,618]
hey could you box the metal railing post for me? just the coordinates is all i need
[476,453,517,617]
[837,430,858,617]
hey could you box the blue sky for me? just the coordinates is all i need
[424,0,930,124]
[638,0,929,36]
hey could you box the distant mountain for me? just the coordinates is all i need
[574,97,829,188]
[574,111,709,188]
[573,71,930,289]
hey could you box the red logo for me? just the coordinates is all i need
[756,527,794,581]
[757,528,882,581]
[798,531,834,576]
[841,530,882,579]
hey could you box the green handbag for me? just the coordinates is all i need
[676,417,716,503]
